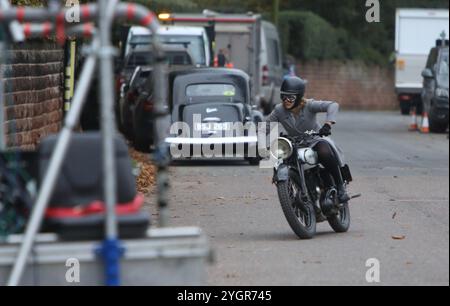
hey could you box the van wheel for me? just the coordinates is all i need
[400,101,411,115]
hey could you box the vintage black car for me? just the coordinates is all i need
[165,68,264,164]
[117,45,195,150]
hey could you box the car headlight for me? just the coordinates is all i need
[270,137,293,160]
[297,148,318,165]
[436,88,449,99]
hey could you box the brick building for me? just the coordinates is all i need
[2,41,64,150]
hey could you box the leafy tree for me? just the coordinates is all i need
[9,0,449,65]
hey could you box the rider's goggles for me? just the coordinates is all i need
[281,94,297,103]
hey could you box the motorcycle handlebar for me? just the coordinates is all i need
[280,132,325,139]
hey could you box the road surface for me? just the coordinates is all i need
[147,111,449,286]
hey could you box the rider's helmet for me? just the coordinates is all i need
[280,76,306,109]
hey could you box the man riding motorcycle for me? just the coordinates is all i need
[266,76,350,204]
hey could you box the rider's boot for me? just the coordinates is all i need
[337,184,350,204]
[332,167,350,204]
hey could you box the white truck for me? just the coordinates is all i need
[395,8,449,115]
[159,11,284,115]
[125,25,211,67]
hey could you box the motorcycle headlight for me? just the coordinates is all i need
[270,137,293,160]
[298,148,318,165]
[436,88,449,99]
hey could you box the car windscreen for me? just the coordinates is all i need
[130,34,205,66]
[186,84,236,98]
[437,50,449,89]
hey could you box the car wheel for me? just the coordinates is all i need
[246,157,261,166]
[134,137,150,152]
[429,113,449,133]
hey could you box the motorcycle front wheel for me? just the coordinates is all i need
[277,173,316,239]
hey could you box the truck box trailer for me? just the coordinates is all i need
[159,12,284,115]
[395,8,449,114]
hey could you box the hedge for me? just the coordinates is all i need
[278,10,386,65]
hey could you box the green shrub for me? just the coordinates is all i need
[278,10,386,65]
[279,11,344,61]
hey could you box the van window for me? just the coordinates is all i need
[267,39,280,67]
[437,50,449,88]
[126,52,152,67]
[130,35,206,66]
[161,36,205,66]
[169,52,192,65]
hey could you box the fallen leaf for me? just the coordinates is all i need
[392,235,406,240]
[129,148,156,194]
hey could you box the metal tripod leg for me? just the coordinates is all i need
[98,0,122,286]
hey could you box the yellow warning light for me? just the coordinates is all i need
[158,13,171,20]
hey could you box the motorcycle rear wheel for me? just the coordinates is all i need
[327,202,350,233]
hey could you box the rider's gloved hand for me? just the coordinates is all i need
[318,123,332,137]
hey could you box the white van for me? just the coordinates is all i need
[259,21,284,114]
[125,26,211,67]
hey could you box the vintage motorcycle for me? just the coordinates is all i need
[271,131,359,239]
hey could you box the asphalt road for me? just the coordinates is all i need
[147,111,449,286]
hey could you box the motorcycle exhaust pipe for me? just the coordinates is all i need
[350,193,362,200]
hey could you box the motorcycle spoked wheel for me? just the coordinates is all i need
[327,201,350,233]
[276,170,316,239]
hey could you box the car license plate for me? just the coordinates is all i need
[195,123,232,132]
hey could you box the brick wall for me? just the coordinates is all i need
[2,41,64,150]
[297,61,398,110]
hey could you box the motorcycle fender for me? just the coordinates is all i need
[341,164,353,183]
[274,164,290,183]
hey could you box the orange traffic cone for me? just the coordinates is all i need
[408,109,419,131]
[421,112,430,134]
